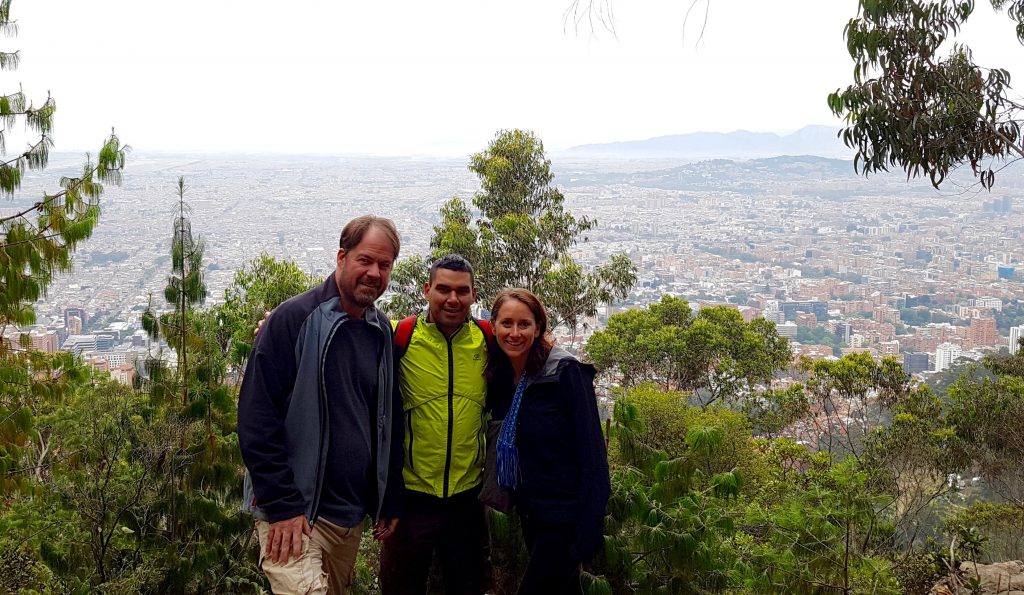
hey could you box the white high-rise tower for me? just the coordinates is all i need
[1010,325,1023,356]
[935,343,963,372]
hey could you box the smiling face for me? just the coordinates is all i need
[493,297,540,373]
[334,225,395,317]
[424,268,476,337]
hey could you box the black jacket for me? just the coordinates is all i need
[489,347,610,562]
[238,276,404,524]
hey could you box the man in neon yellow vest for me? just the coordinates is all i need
[380,254,491,595]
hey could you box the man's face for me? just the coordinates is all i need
[423,268,476,334]
[335,226,395,313]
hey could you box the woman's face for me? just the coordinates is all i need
[494,297,539,366]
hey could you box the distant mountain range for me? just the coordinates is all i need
[562,125,853,159]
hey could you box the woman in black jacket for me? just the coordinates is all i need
[487,288,611,595]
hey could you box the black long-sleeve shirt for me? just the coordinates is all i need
[319,318,382,527]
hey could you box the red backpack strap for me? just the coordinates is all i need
[394,315,418,358]
[471,317,495,348]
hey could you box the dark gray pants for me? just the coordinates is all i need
[379,487,489,595]
[517,516,583,595]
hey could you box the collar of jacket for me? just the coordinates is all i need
[527,345,593,387]
[316,275,389,330]
[421,309,473,329]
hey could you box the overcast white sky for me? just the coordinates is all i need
[9,0,1024,155]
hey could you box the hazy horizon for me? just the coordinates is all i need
[11,1,1024,156]
[36,124,850,159]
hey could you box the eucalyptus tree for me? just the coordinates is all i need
[587,296,791,406]
[389,129,636,333]
[217,253,316,370]
[830,0,1024,189]
[541,253,637,347]
[379,253,428,320]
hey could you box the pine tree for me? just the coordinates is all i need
[164,177,207,405]
[134,179,262,593]
[0,0,126,498]
[0,0,127,328]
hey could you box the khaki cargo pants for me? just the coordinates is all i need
[256,518,363,594]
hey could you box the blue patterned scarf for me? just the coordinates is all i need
[496,375,529,489]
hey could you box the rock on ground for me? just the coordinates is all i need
[930,560,1024,595]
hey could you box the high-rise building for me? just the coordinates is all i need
[782,301,828,321]
[103,347,141,368]
[763,309,786,326]
[833,322,853,344]
[967,317,998,348]
[982,197,1012,213]
[29,329,59,353]
[66,315,83,336]
[94,333,116,351]
[903,353,930,374]
[131,330,149,348]
[972,297,1003,311]
[873,306,901,325]
[64,306,87,330]
[62,335,97,356]
[111,363,136,386]
[777,322,798,339]
[1010,325,1024,356]
[83,355,109,373]
[795,312,818,328]
[935,343,963,372]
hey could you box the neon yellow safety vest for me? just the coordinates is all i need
[394,316,489,498]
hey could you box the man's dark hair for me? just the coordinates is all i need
[429,254,474,286]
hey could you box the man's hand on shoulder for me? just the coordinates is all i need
[266,514,312,564]
[254,310,272,338]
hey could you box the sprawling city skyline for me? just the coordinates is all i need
[12,150,1024,384]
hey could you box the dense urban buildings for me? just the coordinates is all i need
[7,152,1023,382]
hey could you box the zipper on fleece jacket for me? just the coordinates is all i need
[311,315,347,525]
[442,332,455,498]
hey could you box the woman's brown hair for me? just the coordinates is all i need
[485,288,554,381]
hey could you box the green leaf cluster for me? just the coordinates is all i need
[217,253,317,366]
[830,0,1024,190]
[379,254,429,320]
[596,379,913,594]
[0,180,267,593]
[587,297,791,407]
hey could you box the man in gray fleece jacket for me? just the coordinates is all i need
[239,215,404,594]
